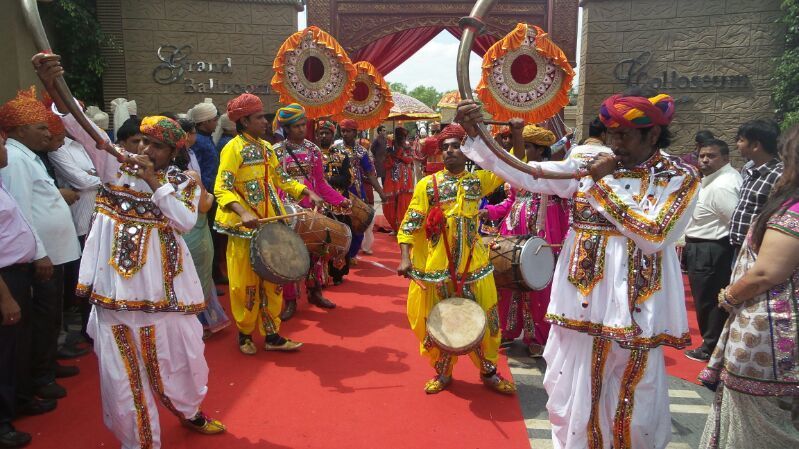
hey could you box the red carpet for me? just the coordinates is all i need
[19,232,530,449]
[663,277,706,384]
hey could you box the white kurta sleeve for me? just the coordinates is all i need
[151,179,200,233]
[53,104,118,183]
[462,136,589,198]
[586,171,700,255]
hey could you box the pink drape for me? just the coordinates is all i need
[350,27,442,75]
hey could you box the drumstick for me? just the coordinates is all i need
[233,211,308,227]
[534,243,562,255]
[412,278,428,291]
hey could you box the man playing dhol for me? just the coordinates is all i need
[272,104,350,321]
[214,93,324,355]
[397,123,516,396]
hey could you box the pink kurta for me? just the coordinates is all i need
[484,187,569,345]
[273,139,347,301]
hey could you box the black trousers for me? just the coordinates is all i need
[0,264,33,423]
[30,264,64,390]
[685,237,733,354]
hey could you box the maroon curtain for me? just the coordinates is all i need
[350,27,443,75]
[445,27,498,57]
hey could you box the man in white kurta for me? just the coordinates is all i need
[34,53,225,449]
[458,91,699,449]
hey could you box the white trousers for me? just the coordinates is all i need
[543,326,672,449]
[361,215,375,252]
[88,307,209,449]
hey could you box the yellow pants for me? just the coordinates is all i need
[226,236,283,336]
[407,274,501,377]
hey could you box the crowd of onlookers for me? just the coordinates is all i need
[0,83,796,447]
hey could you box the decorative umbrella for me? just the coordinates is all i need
[476,23,574,123]
[334,61,394,129]
[271,26,357,119]
[386,92,440,121]
[436,90,461,110]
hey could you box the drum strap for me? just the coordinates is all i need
[284,142,312,184]
[432,175,476,296]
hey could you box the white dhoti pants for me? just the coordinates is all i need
[543,326,672,449]
[88,306,209,449]
[361,215,375,252]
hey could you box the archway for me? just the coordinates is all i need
[306,0,578,74]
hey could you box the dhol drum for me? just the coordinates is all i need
[347,193,375,234]
[426,297,487,355]
[487,235,555,291]
[249,221,310,284]
[284,204,352,258]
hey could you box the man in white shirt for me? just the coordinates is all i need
[683,139,743,362]
[0,87,81,404]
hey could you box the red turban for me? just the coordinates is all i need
[599,93,675,129]
[339,118,358,130]
[46,111,66,138]
[0,86,48,132]
[493,125,511,137]
[421,137,440,157]
[438,123,466,142]
[227,93,263,123]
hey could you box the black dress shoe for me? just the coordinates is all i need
[308,289,336,309]
[684,348,711,362]
[35,382,66,400]
[55,363,79,378]
[16,398,57,416]
[57,344,91,360]
[0,426,31,448]
[280,300,297,321]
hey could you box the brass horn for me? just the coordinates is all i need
[456,0,581,180]
[20,0,126,161]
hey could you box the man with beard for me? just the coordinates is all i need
[458,87,699,449]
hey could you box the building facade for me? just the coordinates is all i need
[97,0,303,119]
[577,0,785,161]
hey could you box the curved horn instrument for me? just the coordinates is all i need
[456,1,582,180]
[20,0,125,161]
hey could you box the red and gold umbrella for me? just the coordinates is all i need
[334,61,394,129]
[271,26,357,119]
[476,23,574,123]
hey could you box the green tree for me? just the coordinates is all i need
[408,85,443,110]
[41,0,114,105]
[774,0,799,130]
[388,82,409,94]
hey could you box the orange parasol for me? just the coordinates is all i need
[476,23,574,123]
[334,61,394,129]
[271,26,357,119]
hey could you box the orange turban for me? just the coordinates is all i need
[46,111,66,138]
[493,125,512,137]
[339,119,358,130]
[227,93,263,123]
[0,86,48,132]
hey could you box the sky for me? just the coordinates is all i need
[297,9,582,93]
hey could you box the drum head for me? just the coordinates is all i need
[427,297,487,355]
[519,236,555,290]
[250,222,310,283]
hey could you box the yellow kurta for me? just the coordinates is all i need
[213,133,307,336]
[398,169,504,376]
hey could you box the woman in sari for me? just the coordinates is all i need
[699,125,799,448]
[383,127,415,233]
